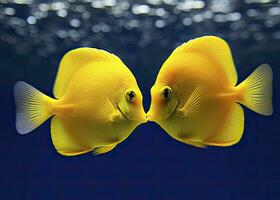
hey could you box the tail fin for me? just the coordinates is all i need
[237,64,273,116]
[14,81,54,134]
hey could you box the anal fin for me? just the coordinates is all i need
[93,144,117,155]
[205,103,244,146]
[51,117,92,156]
[176,133,207,148]
[182,139,207,148]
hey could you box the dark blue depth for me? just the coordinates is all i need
[1,0,280,199]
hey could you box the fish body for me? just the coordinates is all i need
[148,36,273,147]
[14,48,147,155]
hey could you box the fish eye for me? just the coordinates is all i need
[126,90,136,102]
[161,86,172,99]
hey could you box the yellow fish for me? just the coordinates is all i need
[147,36,273,148]
[14,48,147,156]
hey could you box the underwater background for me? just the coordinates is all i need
[0,0,280,199]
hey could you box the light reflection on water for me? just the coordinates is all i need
[0,0,279,64]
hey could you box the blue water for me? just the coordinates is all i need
[1,0,280,199]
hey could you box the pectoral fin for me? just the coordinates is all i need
[109,111,123,123]
[178,87,202,117]
[93,144,117,155]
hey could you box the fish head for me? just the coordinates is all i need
[147,84,179,122]
[117,87,147,123]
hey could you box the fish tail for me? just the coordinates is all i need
[237,64,273,116]
[14,81,55,134]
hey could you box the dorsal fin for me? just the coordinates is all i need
[172,36,238,86]
[53,48,122,98]
[170,38,196,56]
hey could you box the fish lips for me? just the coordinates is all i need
[117,103,147,123]
[147,99,179,121]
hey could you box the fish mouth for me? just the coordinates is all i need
[116,103,147,123]
[167,99,179,119]
[116,103,129,120]
[147,99,179,121]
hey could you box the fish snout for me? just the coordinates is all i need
[129,110,148,123]
[131,114,148,123]
[142,115,149,123]
[139,112,148,123]
[137,106,149,123]
[146,111,154,121]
